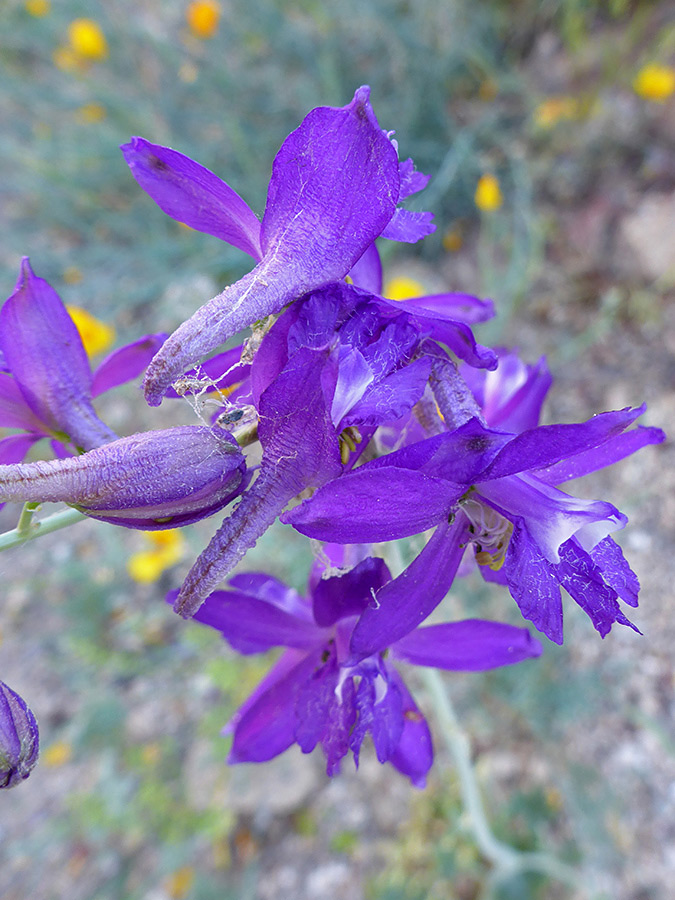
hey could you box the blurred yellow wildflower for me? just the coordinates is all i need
[43,741,72,767]
[141,742,162,764]
[53,46,80,72]
[66,305,116,357]
[25,0,50,16]
[534,96,578,129]
[166,866,195,899]
[63,266,83,285]
[474,173,502,212]
[127,530,185,584]
[442,224,463,252]
[633,63,675,102]
[76,102,107,124]
[67,19,108,61]
[383,275,425,300]
[187,1,221,39]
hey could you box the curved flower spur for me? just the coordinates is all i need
[121,86,434,405]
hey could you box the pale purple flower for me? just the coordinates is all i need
[0,681,39,789]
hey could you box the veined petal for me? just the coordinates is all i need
[480,354,552,433]
[227,572,310,618]
[91,332,167,397]
[284,467,462,543]
[503,521,564,644]
[341,356,432,428]
[392,291,495,325]
[121,138,263,260]
[0,259,116,450]
[142,88,400,405]
[380,208,435,243]
[0,375,45,432]
[349,517,469,660]
[393,619,542,670]
[589,536,639,607]
[330,346,374,425]
[0,433,42,465]
[478,473,626,564]
[397,158,430,200]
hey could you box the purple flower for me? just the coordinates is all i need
[0,425,247,529]
[285,407,665,645]
[0,258,166,461]
[180,549,541,786]
[121,87,435,405]
[0,681,39,789]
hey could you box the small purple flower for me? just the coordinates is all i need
[285,407,665,645]
[121,87,435,405]
[0,425,247,529]
[0,258,166,461]
[0,681,39,789]
[180,549,540,786]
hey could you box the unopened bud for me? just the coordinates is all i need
[0,425,247,529]
[0,681,39,789]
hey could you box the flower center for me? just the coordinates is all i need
[460,497,513,571]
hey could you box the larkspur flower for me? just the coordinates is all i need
[0,258,166,463]
[179,548,540,786]
[285,406,665,646]
[0,425,247,529]
[0,681,39,789]
[170,275,496,617]
[121,87,435,405]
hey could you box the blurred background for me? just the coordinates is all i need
[1,1,674,898]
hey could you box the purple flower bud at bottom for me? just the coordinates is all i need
[0,681,39,788]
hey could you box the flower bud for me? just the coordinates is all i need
[0,681,39,789]
[0,425,248,529]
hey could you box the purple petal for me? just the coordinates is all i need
[228,572,310,618]
[394,291,495,326]
[91,333,167,397]
[163,345,250,399]
[480,354,552,432]
[350,517,469,660]
[393,619,542,670]
[348,243,382,293]
[503,521,564,644]
[397,158,430,200]
[0,680,40,789]
[284,466,462,543]
[341,357,432,427]
[555,538,640,638]
[483,406,652,481]
[0,375,45,431]
[380,208,435,243]
[121,138,263,260]
[143,88,400,406]
[295,657,356,775]
[349,668,403,766]
[478,473,626,564]
[386,668,433,788]
[0,259,116,450]
[228,649,321,763]
[589,536,639,608]
[185,589,322,653]
[330,346,374,425]
[0,433,42,465]
[312,556,391,627]
[173,347,343,617]
[534,425,666,484]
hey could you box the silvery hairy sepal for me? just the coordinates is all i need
[0,425,247,529]
[0,681,39,789]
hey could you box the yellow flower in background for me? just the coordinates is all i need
[66,306,116,357]
[166,866,195,899]
[633,63,675,102]
[76,102,107,124]
[25,0,50,16]
[534,96,578,129]
[67,19,108,61]
[474,173,502,212]
[383,275,425,300]
[53,45,80,72]
[187,0,221,39]
[43,741,72,767]
[127,531,186,584]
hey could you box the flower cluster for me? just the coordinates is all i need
[0,87,664,786]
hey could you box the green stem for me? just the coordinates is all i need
[422,667,584,894]
[0,506,88,551]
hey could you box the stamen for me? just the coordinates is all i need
[460,497,513,570]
